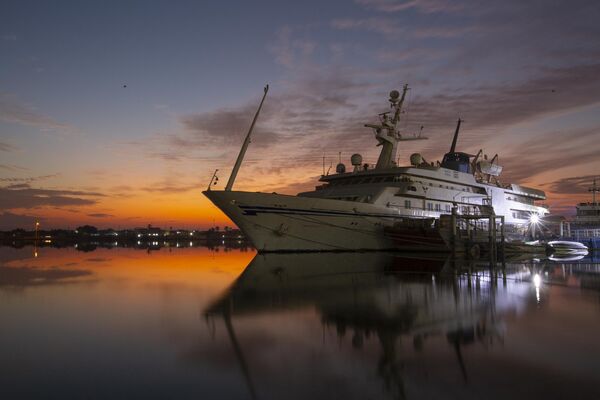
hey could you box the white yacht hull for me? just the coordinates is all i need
[204,190,415,252]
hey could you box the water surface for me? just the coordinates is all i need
[1,246,600,399]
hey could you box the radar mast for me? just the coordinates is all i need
[365,85,427,169]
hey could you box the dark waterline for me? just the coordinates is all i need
[1,246,600,399]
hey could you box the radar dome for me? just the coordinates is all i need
[350,153,363,166]
[389,90,400,100]
[336,163,346,174]
[410,153,423,166]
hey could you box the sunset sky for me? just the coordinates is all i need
[1,0,599,230]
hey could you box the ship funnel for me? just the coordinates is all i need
[449,118,462,153]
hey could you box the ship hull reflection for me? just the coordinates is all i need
[206,253,536,399]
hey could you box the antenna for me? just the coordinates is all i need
[449,118,462,153]
[225,85,269,191]
[590,178,599,204]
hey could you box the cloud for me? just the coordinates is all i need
[544,175,599,195]
[0,93,76,133]
[402,63,600,133]
[497,128,600,183]
[0,211,42,230]
[0,185,105,209]
[331,18,404,36]
[0,141,17,152]
[162,72,371,169]
[355,0,463,14]
[141,180,202,194]
[0,174,58,183]
[268,26,317,68]
[413,25,481,38]
[0,164,27,172]
[87,213,114,218]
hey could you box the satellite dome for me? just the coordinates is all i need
[410,153,423,166]
[389,90,400,100]
[336,163,346,174]
[350,153,363,166]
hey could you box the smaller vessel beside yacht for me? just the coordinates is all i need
[560,178,600,250]
[574,178,600,230]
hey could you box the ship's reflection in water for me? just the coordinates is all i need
[1,247,600,399]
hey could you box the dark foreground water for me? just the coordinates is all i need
[1,246,600,399]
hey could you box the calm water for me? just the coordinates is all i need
[1,246,600,399]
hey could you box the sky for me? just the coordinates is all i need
[1,0,600,230]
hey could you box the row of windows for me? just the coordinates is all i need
[403,200,454,213]
[326,175,475,194]
[578,210,600,216]
[402,184,472,193]
[328,176,396,186]
[506,195,534,205]
[512,210,530,220]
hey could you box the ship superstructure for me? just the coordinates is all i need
[574,178,600,226]
[204,86,548,252]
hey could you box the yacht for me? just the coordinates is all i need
[204,85,549,252]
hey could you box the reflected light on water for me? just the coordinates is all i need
[533,273,542,303]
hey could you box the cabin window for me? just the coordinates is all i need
[427,203,433,211]
[408,186,417,191]
[435,204,441,211]
[446,204,451,212]
[404,200,411,209]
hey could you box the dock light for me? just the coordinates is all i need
[530,214,540,224]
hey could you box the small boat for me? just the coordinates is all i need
[547,240,589,256]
